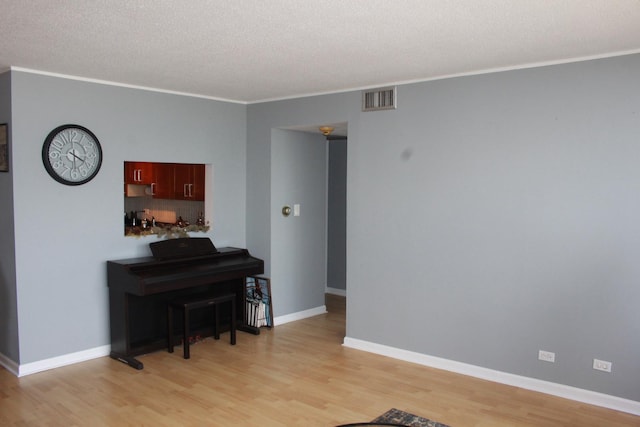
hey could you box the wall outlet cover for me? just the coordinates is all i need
[593,359,612,372]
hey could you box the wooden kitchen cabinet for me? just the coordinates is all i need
[125,162,154,184]
[191,164,205,201]
[124,161,204,201]
[151,162,175,199]
[174,163,205,201]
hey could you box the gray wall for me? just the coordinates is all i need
[346,55,640,401]
[6,71,247,364]
[247,54,640,402]
[3,53,639,403]
[327,139,347,291]
[246,93,355,277]
[0,71,19,363]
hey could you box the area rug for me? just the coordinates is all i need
[371,407,450,427]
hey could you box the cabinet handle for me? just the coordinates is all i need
[150,183,156,196]
[182,183,194,197]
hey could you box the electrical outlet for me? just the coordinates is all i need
[538,350,555,363]
[593,359,612,373]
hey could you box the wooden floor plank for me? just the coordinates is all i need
[0,294,638,426]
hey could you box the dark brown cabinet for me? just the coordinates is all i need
[124,161,205,201]
[174,163,205,201]
[125,162,154,184]
[150,163,175,199]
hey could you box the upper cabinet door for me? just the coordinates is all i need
[174,163,205,201]
[191,164,205,201]
[151,163,175,199]
[124,162,154,184]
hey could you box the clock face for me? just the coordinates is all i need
[42,124,103,185]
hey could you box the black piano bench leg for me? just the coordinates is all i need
[183,307,191,359]
[212,293,236,345]
[167,304,174,353]
[214,303,220,340]
[167,293,237,360]
[230,294,236,345]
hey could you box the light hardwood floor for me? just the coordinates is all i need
[1,294,638,426]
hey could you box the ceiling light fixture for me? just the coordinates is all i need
[319,126,334,136]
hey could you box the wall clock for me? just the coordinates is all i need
[42,124,103,185]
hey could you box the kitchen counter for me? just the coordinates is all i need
[125,223,210,238]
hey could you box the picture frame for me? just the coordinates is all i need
[0,123,7,172]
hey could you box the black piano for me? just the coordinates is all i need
[107,238,264,369]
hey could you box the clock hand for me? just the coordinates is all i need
[69,151,85,163]
[69,135,75,169]
[66,150,85,169]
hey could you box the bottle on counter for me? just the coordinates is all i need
[196,212,204,226]
[151,216,156,227]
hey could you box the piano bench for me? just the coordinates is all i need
[167,293,237,359]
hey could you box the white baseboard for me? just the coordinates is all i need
[343,337,640,416]
[4,305,330,377]
[274,305,327,326]
[325,287,346,297]
[12,345,111,377]
[0,352,20,376]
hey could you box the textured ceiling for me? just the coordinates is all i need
[1,1,640,103]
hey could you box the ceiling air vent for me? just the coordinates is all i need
[362,86,397,112]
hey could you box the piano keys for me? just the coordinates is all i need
[107,238,264,369]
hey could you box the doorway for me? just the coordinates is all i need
[326,137,347,296]
[269,124,347,318]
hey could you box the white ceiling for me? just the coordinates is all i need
[1,1,640,104]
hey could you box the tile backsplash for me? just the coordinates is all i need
[125,196,205,225]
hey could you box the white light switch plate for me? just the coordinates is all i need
[538,350,555,363]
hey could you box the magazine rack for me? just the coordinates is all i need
[245,276,273,328]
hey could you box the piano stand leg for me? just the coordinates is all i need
[239,324,261,335]
[110,351,144,370]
